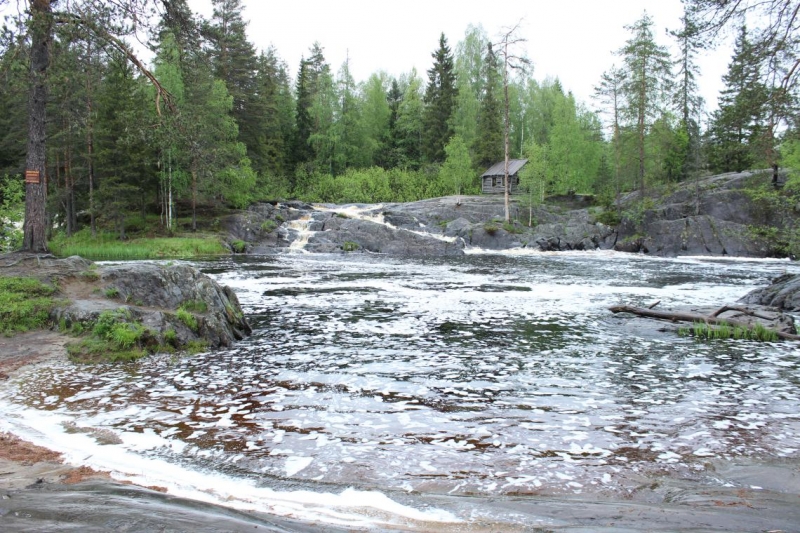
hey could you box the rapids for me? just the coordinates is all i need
[2,251,799,530]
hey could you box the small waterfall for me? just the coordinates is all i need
[288,215,313,252]
[317,204,460,244]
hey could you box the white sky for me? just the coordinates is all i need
[187,0,733,116]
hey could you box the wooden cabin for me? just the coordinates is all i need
[481,159,528,194]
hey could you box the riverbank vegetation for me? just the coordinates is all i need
[0,277,57,335]
[0,0,797,256]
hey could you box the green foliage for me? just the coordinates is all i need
[502,222,523,234]
[423,33,458,163]
[181,300,208,313]
[67,338,146,363]
[680,321,780,342]
[484,222,499,235]
[67,308,149,363]
[0,277,56,335]
[0,176,23,252]
[164,328,178,346]
[342,241,359,252]
[260,219,278,233]
[593,208,622,227]
[186,340,209,354]
[48,229,228,260]
[176,307,199,332]
[230,239,247,253]
[439,135,474,197]
[104,287,120,299]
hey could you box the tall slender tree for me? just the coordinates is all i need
[206,0,260,163]
[618,12,673,199]
[422,33,457,163]
[474,42,503,169]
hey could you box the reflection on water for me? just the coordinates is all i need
[3,252,800,521]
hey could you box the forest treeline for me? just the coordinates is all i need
[0,0,798,245]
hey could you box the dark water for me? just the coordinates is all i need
[2,251,800,530]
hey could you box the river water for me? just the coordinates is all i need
[2,251,800,531]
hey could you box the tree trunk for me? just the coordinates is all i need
[22,0,52,253]
[608,304,800,341]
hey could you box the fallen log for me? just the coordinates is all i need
[608,304,800,341]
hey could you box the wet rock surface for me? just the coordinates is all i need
[225,169,796,259]
[739,273,800,311]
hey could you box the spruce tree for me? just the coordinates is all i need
[422,33,457,163]
[706,25,767,172]
[206,0,260,163]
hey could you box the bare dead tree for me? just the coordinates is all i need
[495,20,530,224]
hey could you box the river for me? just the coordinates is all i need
[2,251,800,531]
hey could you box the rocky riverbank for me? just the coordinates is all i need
[0,253,251,361]
[223,169,798,259]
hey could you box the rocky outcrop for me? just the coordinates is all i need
[0,254,250,352]
[223,170,797,259]
[99,263,251,347]
[615,170,797,258]
[739,274,800,312]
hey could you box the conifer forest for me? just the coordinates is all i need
[0,0,798,252]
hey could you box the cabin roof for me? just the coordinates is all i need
[481,159,528,178]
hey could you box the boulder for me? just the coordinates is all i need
[99,263,251,347]
[739,274,800,312]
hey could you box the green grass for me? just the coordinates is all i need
[679,321,780,342]
[49,229,228,260]
[176,307,199,332]
[484,222,499,235]
[342,241,359,252]
[180,300,208,313]
[186,340,209,354]
[260,220,278,233]
[0,277,57,335]
[230,239,247,253]
[66,308,150,363]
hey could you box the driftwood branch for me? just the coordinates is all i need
[608,305,800,341]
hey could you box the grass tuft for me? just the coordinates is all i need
[0,277,57,335]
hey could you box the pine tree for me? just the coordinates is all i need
[593,66,626,209]
[669,4,705,182]
[618,12,673,198]
[474,42,503,169]
[422,33,457,163]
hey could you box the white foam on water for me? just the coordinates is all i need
[0,401,461,528]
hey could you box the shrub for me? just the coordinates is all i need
[484,222,499,235]
[104,287,119,299]
[342,241,359,252]
[260,220,278,233]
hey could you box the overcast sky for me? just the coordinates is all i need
[187,0,733,116]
